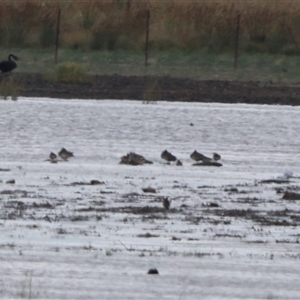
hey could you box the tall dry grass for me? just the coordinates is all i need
[0,0,300,54]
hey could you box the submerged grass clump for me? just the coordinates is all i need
[143,79,160,103]
[54,62,87,84]
[0,77,19,100]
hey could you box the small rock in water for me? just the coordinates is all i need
[284,170,293,179]
[6,179,15,184]
[163,197,171,210]
[147,268,159,275]
[142,187,156,193]
[276,171,293,181]
[90,180,104,185]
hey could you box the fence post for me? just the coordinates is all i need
[286,25,300,53]
[145,10,150,67]
[234,13,240,69]
[54,7,61,64]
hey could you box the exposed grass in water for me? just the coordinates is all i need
[0,76,19,100]
[143,79,161,103]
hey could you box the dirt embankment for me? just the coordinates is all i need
[11,73,300,105]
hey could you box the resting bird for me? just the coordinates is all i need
[49,152,57,160]
[176,159,183,166]
[190,150,212,163]
[213,152,221,161]
[58,148,74,161]
[120,152,153,165]
[161,150,177,163]
[0,54,19,74]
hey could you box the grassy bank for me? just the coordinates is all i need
[2,47,300,85]
[0,1,300,54]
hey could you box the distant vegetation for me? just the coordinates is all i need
[53,62,87,83]
[0,0,300,54]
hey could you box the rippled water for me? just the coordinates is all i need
[0,98,300,299]
[1,98,299,163]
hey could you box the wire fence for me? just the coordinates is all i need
[0,2,300,77]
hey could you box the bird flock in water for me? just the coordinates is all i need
[47,148,222,210]
[0,54,224,212]
[120,149,222,167]
[1,50,223,211]
[0,55,222,212]
[48,148,74,163]
[48,148,222,166]
[2,52,222,168]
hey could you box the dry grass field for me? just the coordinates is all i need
[0,0,300,54]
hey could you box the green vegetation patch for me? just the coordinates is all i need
[54,62,87,84]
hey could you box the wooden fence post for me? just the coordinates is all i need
[54,7,61,64]
[145,10,150,67]
[234,13,240,69]
[286,25,300,53]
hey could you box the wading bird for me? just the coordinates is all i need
[0,54,19,74]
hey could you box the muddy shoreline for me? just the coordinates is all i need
[10,72,300,105]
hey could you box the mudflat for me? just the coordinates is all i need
[6,72,300,105]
